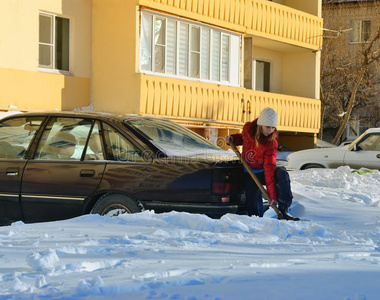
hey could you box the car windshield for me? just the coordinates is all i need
[125,118,234,157]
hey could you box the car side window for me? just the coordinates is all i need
[357,134,380,151]
[84,121,105,160]
[0,117,44,159]
[102,123,146,162]
[35,117,92,160]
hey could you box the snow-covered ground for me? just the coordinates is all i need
[1,166,380,299]
[1,110,379,299]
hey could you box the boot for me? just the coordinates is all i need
[279,207,300,221]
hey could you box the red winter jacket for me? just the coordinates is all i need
[231,119,278,200]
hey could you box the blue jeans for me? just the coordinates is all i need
[244,167,293,217]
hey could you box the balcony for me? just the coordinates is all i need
[138,0,323,50]
[136,0,322,136]
[139,74,320,133]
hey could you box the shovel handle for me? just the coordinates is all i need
[229,141,283,218]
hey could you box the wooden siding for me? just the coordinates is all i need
[137,0,323,50]
[140,74,320,133]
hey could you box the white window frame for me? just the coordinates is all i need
[38,12,71,75]
[140,9,240,87]
[190,25,201,79]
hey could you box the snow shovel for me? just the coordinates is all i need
[230,141,285,220]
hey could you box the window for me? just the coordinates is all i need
[253,60,270,92]
[39,12,70,72]
[350,20,371,43]
[357,134,380,151]
[0,117,44,159]
[85,122,105,160]
[127,118,221,157]
[102,123,145,162]
[140,10,240,86]
[35,118,91,160]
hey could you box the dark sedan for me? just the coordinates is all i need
[0,111,246,225]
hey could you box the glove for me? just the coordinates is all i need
[269,199,278,207]
[225,135,233,146]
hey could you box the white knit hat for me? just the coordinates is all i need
[257,107,278,127]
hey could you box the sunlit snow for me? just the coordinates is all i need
[0,166,379,299]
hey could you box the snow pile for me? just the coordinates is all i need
[0,167,380,299]
[291,166,380,206]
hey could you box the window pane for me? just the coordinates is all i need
[127,118,221,157]
[358,134,380,151]
[363,20,371,42]
[201,28,210,79]
[141,13,153,71]
[221,34,229,81]
[36,118,90,160]
[103,123,145,162]
[154,18,165,45]
[230,35,240,86]
[0,117,44,159]
[39,14,53,68]
[190,26,200,78]
[155,46,165,73]
[349,20,360,43]
[211,30,220,81]
[191,27,200,52]
[166,19,177,75]
[55,17,70,71]
[154,18,165,73]
[190,52,200,78]
[178,23,189,76]
[85,122,104,160]
[39,15,53,44]
[39,44,53,68]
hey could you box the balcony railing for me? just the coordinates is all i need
[139,74,320,133]
[138,0,323,50]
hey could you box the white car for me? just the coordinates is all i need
[286,128,380,170]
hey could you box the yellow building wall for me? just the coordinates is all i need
[283,51,320,99]
[0,68,89,111]
[0,0,91,111]
[91,0,322,114]
[251,46,284,95]
[284,0,322,16]
[91,0,141,113]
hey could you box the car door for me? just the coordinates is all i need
[0,116,44,225]
[20,117,107,223]
[343,132,380,170]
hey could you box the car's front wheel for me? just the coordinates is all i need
[91,193,143,217]
[301,163,325,170]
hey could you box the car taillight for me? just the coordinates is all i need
[212,169,235,194]
[213,181,232,193]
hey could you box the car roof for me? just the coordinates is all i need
[365,128,380,134]
[1,111,162,123]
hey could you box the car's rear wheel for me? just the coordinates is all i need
[91,194,143,217]
[301,164,325,170]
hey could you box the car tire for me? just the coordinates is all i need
[301,164,325,170]
[91,193,144,217]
